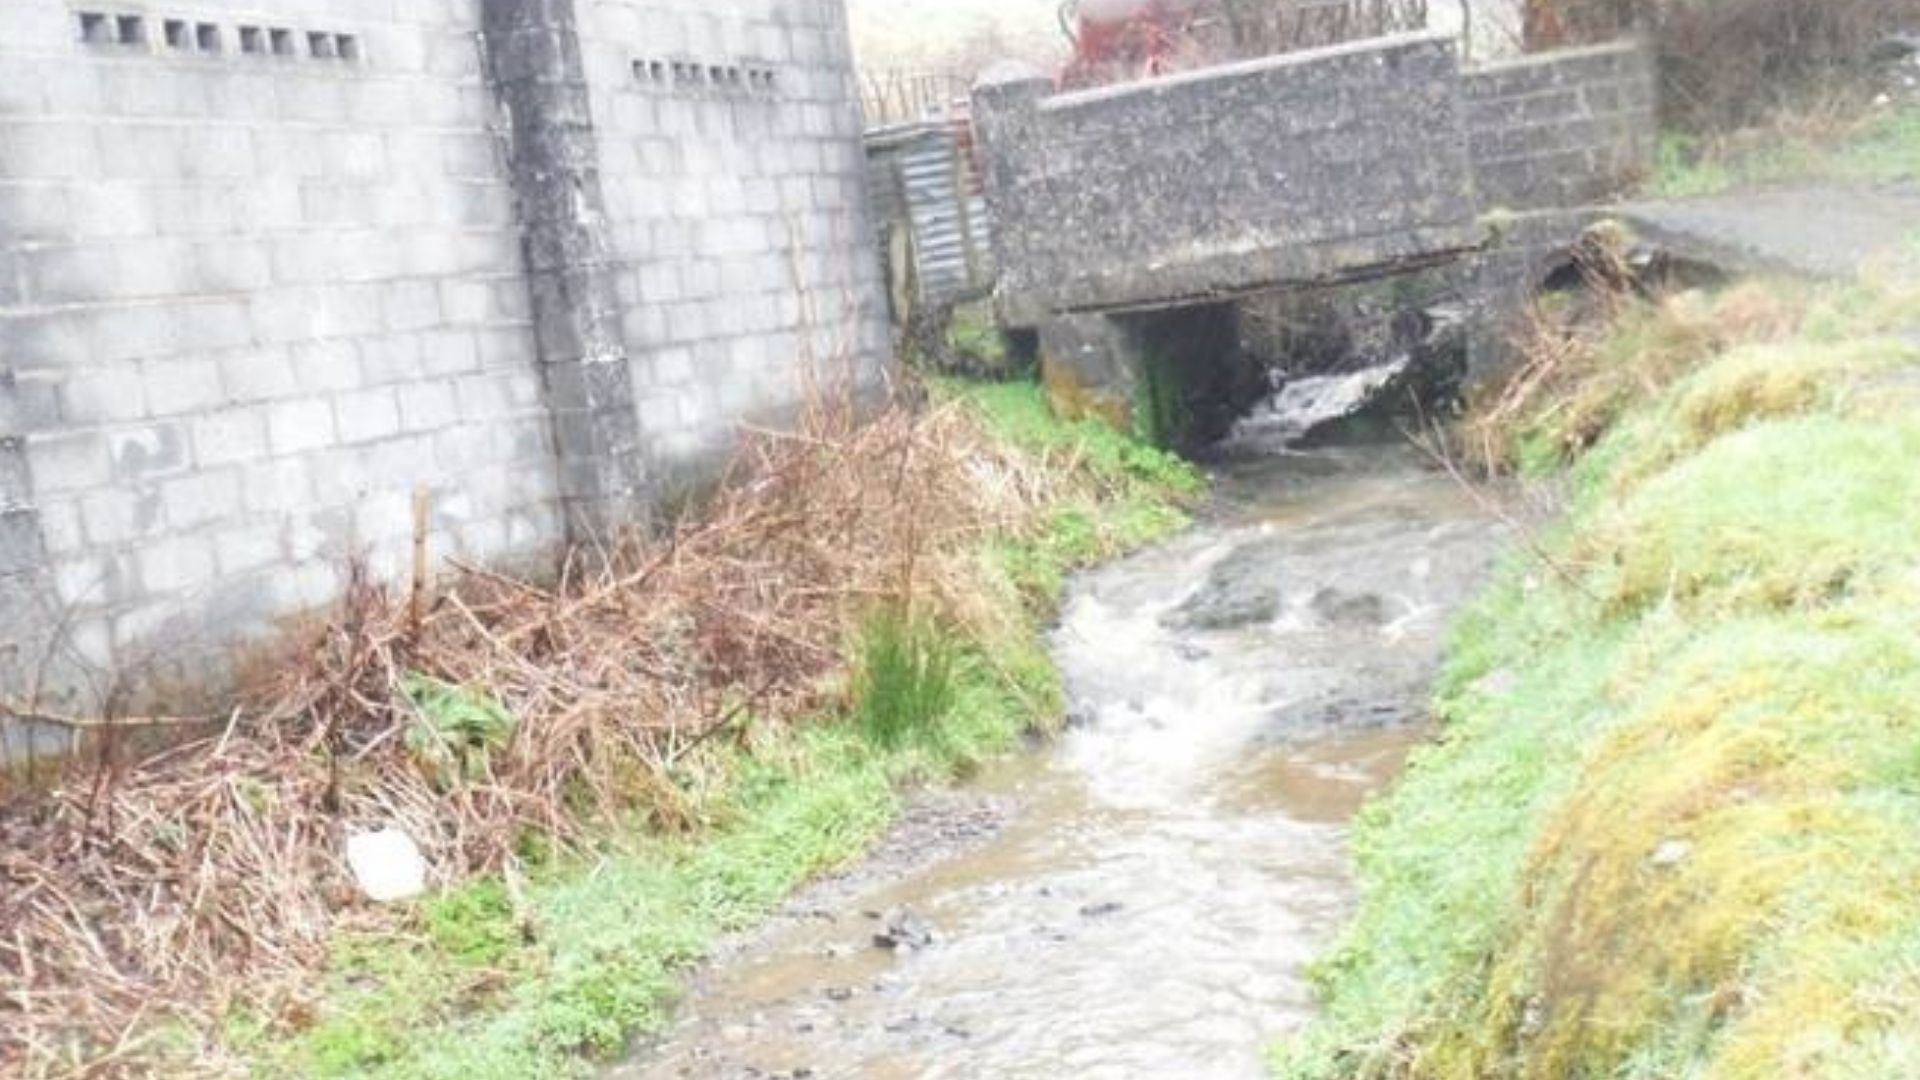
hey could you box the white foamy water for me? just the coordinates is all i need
[1228,358,1409,448]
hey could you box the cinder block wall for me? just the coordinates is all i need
[1463,41,1657,212]
[579,0,888,482]
[0,0,886,712]
[0,1,555,701]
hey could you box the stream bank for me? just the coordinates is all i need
[619,445,1507,1079]
[225,384,1198,1080]
[1279,274,1920,1079]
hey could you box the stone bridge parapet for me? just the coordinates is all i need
[975,33,1484,324]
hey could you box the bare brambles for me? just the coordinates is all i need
[0,395,1087,1076]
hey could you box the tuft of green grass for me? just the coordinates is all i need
[851,607,960,750]
[1279,271,1920,1079]
[421,878,519,968]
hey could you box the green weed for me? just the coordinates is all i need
[851,607,959,749]
[942,378,1204,496]
[402,674,517,787]
[421,878,520,968]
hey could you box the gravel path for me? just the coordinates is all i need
[1618,184,1920,280]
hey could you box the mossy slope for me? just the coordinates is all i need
[1280,280,1920,1079]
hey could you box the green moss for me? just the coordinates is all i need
[945,301,1015,373]
[1281,281,1920,1078]
[1133,345,1189,450]
[250,381,1191,1079]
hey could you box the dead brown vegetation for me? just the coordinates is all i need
[1462,226,1810,473]
[0,395,1071,1077]
[1526,0,1919,130]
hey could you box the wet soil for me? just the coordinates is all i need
[614,444,1507,1080]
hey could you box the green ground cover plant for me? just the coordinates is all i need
[1278,275,1920,1079]
[1655,103,1920,197]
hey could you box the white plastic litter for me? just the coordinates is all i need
[345,828,429,902]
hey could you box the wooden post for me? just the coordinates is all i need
[409,486,431,636]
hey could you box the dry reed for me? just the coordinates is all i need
[0,392,1073,1078]
[1461,225,1809,474]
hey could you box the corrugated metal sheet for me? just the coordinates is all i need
[864,118,996,316]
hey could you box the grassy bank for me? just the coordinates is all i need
[230,381,1197,1080]
[1277,273,1920,1078]
[1655,101,1920,197]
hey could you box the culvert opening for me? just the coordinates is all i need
[1116,302,1258,452]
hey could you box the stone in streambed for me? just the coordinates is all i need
[1307,586,1391,627]
[872,907,936,952]
[1162,537,1290,630]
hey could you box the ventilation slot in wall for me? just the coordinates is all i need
[640,57,780,98]
[161,18,226,56]
[86,14,361,64]
[76,11,147,47]
[77,12,112,44]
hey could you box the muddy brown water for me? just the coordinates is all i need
[615,444,1506,1080]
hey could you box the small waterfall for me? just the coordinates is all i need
[1226,356,1412,449]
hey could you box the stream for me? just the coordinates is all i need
[616,442,1507,1080]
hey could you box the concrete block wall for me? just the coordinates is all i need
[974,33,1485,321]
[1463,41,1657,212]
[0,0,558,702]
[0,0,887,712]
[579,0,889,482]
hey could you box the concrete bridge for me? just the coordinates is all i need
[968,33,1658,431]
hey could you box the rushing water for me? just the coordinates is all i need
[618,443,1506,1080]
[1227,359,1413,448]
